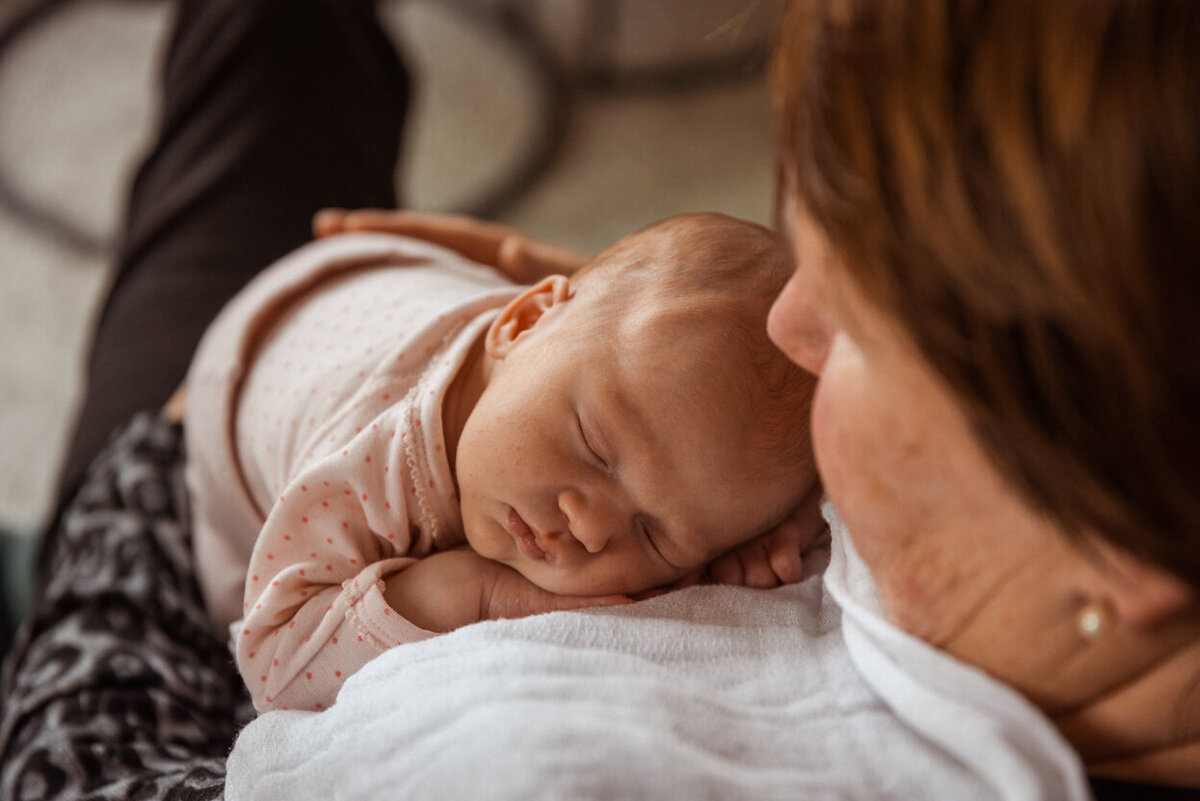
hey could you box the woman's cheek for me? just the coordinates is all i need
[807,334,912,561]
[809,374,841,501]
[808,335,866,513]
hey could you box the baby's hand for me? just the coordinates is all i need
[384,548,629,632]
[708,484,827,589]
[480,558,632,622]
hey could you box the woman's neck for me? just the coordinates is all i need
[1053,630,1200,787]
[928,536,1200,788]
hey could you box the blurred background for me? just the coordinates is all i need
[0,0,784,644]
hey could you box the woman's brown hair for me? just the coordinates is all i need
[772,0,1200,586]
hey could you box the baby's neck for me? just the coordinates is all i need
[441,328,494,475]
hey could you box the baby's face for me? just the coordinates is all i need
[455,290,810,596]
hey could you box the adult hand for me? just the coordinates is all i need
[313,208,590,284]
[708,483,828,589]
[163,384,187,422]
[384,548,629,633]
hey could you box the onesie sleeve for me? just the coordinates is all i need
[196,233,507,713]
[235,418,438,712]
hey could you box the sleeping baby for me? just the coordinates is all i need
[183,212,819,711]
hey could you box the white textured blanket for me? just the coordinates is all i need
[226,512,1090,800]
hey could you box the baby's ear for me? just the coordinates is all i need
[486,275,573,359]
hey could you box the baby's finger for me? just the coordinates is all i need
[793,483,827,542]
[759,517,805,581]
[709,551,745,586]
[766,532,806,585]
[739,542,783,589]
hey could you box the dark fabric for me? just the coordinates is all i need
[0,412,251,801]
[55,0,409,519]
[2,0,410,797]
[1090,776,1200,801]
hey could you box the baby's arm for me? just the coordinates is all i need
[233,430,442,713]
[383,547,630,633]
[239,473,627,712]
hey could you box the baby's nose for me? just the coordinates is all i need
[557,488,615,554]
[572,523,611,554]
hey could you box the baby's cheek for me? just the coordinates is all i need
[546,560,636,597]
[460,511,505,563]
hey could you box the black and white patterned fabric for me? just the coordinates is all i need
[0,411,248,801]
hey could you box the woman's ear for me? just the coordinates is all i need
[486,275,573,359]
[1089,540,1197,629]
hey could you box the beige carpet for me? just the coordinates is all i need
[0,0,781,534]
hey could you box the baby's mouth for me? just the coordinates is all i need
[505,507,556,565]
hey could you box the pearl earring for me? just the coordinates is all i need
[1076,601,1114,641]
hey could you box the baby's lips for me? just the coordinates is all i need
[505,506,533,539]
[506,506,554,563]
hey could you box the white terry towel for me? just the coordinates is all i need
[226,508,1090,800]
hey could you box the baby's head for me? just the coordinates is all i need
[456,213,816,596]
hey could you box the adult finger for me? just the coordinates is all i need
[498,233,589,282]
[312,207,349,238]
[344,209,512,266]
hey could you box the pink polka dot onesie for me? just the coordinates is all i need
[184,232,517,712]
